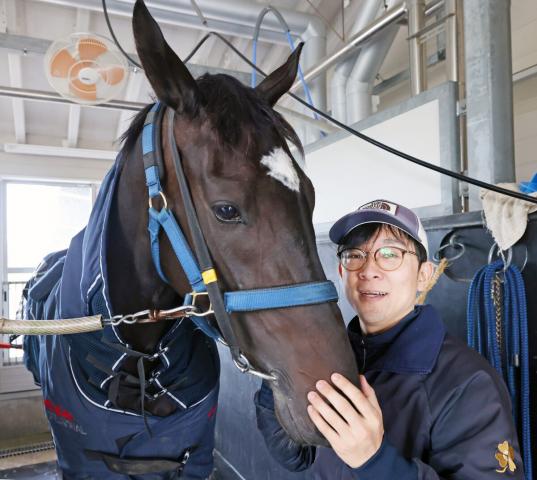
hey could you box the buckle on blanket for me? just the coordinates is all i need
[84,447,192,475]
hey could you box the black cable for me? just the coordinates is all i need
[180,32,537,206]
[102,4,537,206]
[184,33,212,63]
[102,0,142,69]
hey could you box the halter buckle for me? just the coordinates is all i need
[186,291,214,317]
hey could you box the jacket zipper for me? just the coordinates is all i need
[361,338,366,374]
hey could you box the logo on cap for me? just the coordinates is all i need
[359,200,398,215]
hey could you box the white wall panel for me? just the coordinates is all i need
[306,99,442,225]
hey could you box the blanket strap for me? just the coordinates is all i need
[84,448,192,476]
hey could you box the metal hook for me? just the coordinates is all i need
[232,353,277,381]
[487,243,513,273]
[433,234,466,263]
[487,243,528,274]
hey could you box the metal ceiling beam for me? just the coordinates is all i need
[0,86,337,135]
[67,105,81,148]
[115,70,145,140]
[7,54,26,144]
[2,143,117,160]
[0,85,144,110]
[3,0,26,144]
[66,8,90,149]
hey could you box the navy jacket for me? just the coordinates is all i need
[255,305,525,479]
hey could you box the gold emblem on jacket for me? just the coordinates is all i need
[495,441,516,473]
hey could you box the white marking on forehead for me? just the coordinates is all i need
[260,147,300,192]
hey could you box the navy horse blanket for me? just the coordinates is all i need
[23,157,220,479]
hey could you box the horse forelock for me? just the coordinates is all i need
[120,73,302,153]
[198,74,303,152]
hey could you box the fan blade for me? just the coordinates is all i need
[50,48,77,78]
[70,78,97,102]
[78,37,107,61]
[99,66,125,86]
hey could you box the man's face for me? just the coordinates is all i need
[339,226,432,334]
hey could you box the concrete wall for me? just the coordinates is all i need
[0,391,50,444]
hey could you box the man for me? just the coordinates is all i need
[255,199,524,479]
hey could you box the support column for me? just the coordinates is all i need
[408,0,427,96]
[464,0,515,210]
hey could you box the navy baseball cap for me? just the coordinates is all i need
[329,199,429,256]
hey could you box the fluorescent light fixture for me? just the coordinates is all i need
[3,143,117,160]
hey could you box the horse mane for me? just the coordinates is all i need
[119,74,304,159]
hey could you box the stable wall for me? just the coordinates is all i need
[305,82,460,231]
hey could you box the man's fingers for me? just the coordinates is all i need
[315,380,362,427]
[307,404,339,446]
[307,390,349,434]
[359,374,381,411]
[330,374,378,420]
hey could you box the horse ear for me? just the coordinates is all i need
[255,43,304,106]
[132,0,200,113]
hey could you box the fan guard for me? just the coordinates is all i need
[45,33,129,105]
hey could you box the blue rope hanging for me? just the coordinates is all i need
[467,259,532,479]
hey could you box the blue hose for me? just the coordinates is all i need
[250,6,326,136]
[285,31,319,121]
[251,39,258,88]
[467,260,532,479]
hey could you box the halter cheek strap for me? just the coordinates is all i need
[142,102,339,380]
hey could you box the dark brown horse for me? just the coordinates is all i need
[22,1,357,477]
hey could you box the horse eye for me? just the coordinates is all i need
[213,204,242,223]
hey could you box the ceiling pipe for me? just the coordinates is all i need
[299,25,327,144]
[346,24,399,124]
[33,0,328,144]
[408,0,427,95]
[119,0,325,37]
[290,2,408,94]
[345,0,400,124]
[0,86,336,133]
[33,0,324,45]
[330,0,382,123]
[293,0,445,95]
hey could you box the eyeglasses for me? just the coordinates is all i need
[338,246,418,272]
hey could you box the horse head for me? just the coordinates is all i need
[130,0,358,446]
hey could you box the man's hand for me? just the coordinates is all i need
[307,373,384,469]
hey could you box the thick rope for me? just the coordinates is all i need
[416,258,449,304]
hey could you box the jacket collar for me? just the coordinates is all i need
[347,304,446,375]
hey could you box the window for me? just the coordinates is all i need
[1,181,94,373]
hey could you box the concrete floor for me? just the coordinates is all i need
[0,431,60,479]
[0,459,59,479]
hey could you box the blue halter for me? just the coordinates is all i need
[142,102,338,369]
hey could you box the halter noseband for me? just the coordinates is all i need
[143,102,338,381]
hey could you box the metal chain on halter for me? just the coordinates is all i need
[104,304,214,327]
[492,273,503,361]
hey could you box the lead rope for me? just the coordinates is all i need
[467,260,532,479]
[416,258,449,305]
